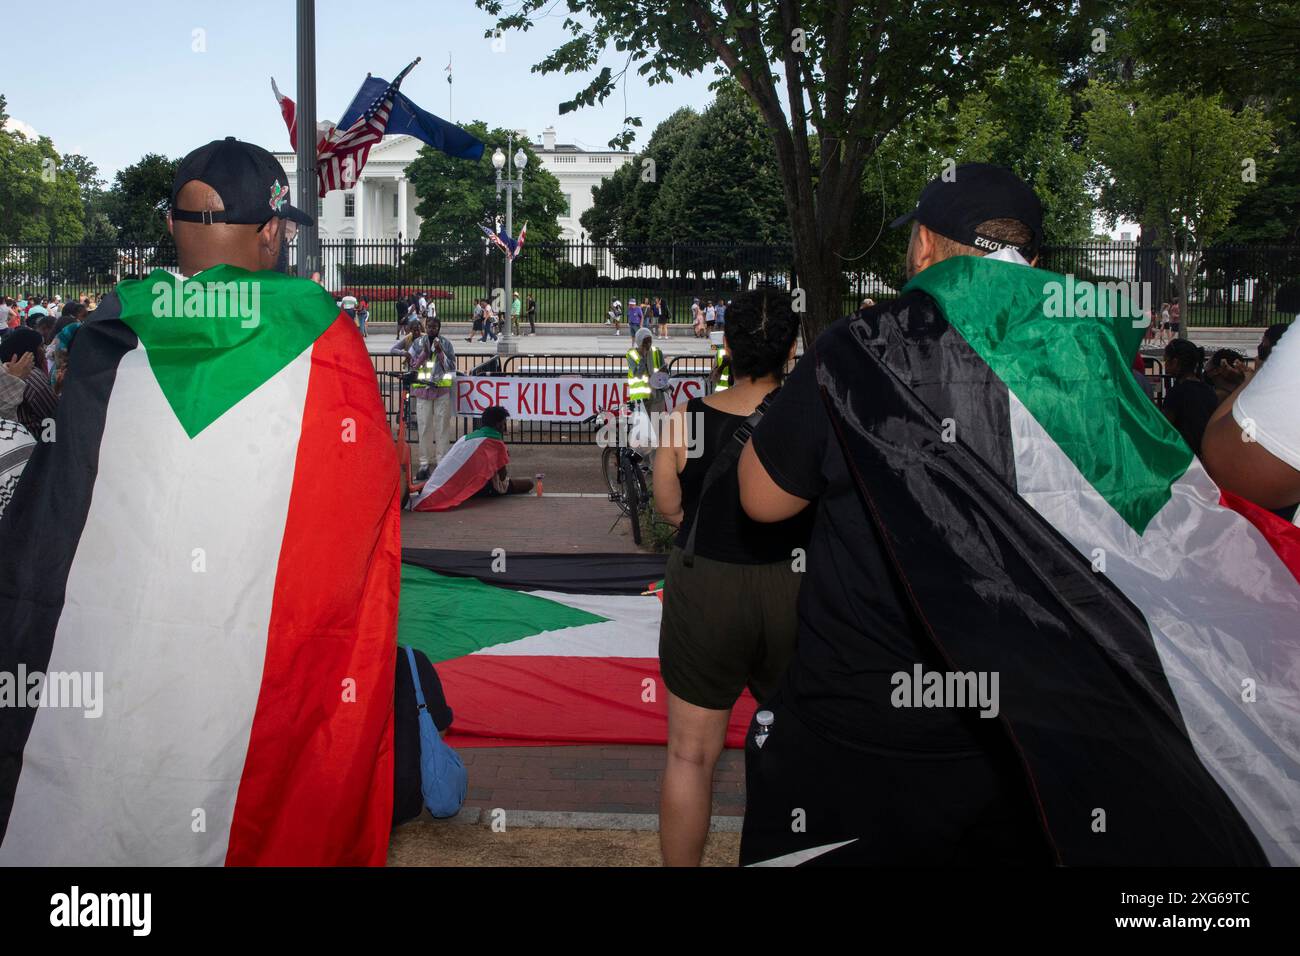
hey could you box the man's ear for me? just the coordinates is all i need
[259,218,282,263]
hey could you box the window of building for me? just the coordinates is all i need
[344,238,356,265]
[392,193,399,218]
[594,246,607,272]
[317,198,324,219]
[344,193,356,218]
[562,193,572,218]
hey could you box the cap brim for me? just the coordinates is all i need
[889,210,916,230]
[278,203,315,227]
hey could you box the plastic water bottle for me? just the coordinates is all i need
[535,473,544,497]
[754,710,774,749]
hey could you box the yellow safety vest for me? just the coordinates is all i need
[714,349,731,391]
[416,337,454,388]
[626,346,664,402]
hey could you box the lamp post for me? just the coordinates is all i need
[294,0,319,279]
[493,135,527,355]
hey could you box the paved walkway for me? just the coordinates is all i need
[404,478,746,825]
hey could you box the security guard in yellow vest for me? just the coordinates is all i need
[393,317,456,479]
[711,347,732,392]
[626,328,665,406]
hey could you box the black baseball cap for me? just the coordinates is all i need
[890,163,1042,257]
[171,137,314,228]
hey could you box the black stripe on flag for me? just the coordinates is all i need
[814,295,1266,865]
[0,318,138,844]
[401,547,667,595]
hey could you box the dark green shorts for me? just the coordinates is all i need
[658,546,803,711]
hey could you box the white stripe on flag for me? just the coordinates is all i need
[1008,392,1300,865]
[0,342,315,866]
[469,592,662,658]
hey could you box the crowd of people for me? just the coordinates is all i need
[0,292,96,443]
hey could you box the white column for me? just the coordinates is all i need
[397,175,409,240]
[354,177,367,241]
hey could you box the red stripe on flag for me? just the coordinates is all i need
[438,656,757,749]
[226,315,402,865]
[1220,489,1300,586]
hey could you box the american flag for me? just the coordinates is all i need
[273,59,420,198]
[481,223,514,258]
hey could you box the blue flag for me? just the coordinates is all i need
[339,76,484,161]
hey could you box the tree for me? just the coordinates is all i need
[407,121,566,247]
[107,153,178,246]
[480,0,1062,339]
[581,106,702,269]
[1085,83,1274,334]
[854,56,1091,289]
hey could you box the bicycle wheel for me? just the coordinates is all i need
[622,459,643,545]
[602,446,630,514]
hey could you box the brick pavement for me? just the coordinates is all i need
[459,746,745,818]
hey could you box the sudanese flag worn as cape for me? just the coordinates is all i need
[0,266,401,866]
[816,255,1300,866]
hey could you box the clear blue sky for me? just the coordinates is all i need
[4,0,718,178]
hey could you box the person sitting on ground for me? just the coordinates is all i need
[1161,339,1218,457]
[408,405,532,511]
[654,289,810,867]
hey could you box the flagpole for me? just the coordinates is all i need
[295,0,319,279]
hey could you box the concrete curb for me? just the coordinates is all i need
[419,807,742,833]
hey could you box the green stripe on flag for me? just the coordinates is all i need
[398,564,608,662]
[115,266,340,438]
[904,256,1191,534]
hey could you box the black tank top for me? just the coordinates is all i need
[674,396,813,564]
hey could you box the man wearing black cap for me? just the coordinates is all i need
[0,138,400,866]
[733,164,1051,866]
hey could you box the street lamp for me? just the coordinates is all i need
[494,134,525,354]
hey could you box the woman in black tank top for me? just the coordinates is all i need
[653,290,808,866]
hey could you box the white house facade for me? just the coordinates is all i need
[273,126,634,286]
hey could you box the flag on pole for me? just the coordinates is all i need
[513,221,527,260]
[338,74,483,162]
[0,267,401,865]
[445,55,452,84]
[480,223,514,259]
[811,253,1300,865]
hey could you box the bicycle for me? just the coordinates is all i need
[587,403,654,545]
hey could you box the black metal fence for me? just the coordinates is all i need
[4,239,1297,329]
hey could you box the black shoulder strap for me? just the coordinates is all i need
[681,389,779,568]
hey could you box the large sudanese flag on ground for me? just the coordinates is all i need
[820,254,1300,866]
[0,266,401,866]
[398,549,756,748]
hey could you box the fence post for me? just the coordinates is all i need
[46,232,55,301]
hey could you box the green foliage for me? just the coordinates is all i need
[0,97,86,244]
[406,121,566,246]
[107,153,179,245]
[854,57,1091,287]
[1085,83,1274,249]
[479,0,1064,335]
